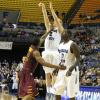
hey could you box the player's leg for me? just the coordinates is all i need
[52,73,57,86]
[75,66,79,94]
[42,52,51,86]
[45,73,52,93]
[51,72,66,100]
[70,97,75,100]
[70,68,79,100]
[42,51,54,93]
[51,51,59,86]
[67,71,76,100]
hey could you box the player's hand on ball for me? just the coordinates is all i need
[38,2,44,7]
[66,70,72,76]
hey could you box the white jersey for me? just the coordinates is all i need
[58,40,76,70]
[12,73,18,89]
[51,40,79,97]
[45,28,61,51]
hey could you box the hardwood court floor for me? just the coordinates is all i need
[0,93,45,100]
[0,93,17,100]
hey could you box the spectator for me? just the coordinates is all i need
[16,56,27,82]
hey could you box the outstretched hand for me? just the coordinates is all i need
[59,65,66,70]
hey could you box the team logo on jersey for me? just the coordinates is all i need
[48,29,57,40]
[49,37,54,40]
[49,31,54,40]
[58,49,68,53]
[49,31,52,36]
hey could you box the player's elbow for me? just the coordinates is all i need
[37,59,46,66]
[40,60,48,67]
[40,61,45,65]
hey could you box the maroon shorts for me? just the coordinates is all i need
[18,69,38,98]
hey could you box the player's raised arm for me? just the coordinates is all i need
[50,2,64,34]
[38,2,51,32]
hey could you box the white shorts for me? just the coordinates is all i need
[12,82,18,89]
[51,67,79,98]
[42,50,60,74]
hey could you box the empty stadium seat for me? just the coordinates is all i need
[0,0,75,23]
[71,0,100,24]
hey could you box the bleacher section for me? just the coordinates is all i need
[71,0,100,24]
[0,0,75,23]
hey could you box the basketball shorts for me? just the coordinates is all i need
[51,67,79,98]
[12,82,18,90]
[42,50,60,74]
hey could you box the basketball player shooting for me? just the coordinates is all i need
[38,2,64,97]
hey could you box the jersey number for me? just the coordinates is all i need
[59,53,65,65]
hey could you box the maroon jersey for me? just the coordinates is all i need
[18,48,38,98]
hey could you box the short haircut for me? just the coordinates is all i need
[31,36,40,46]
